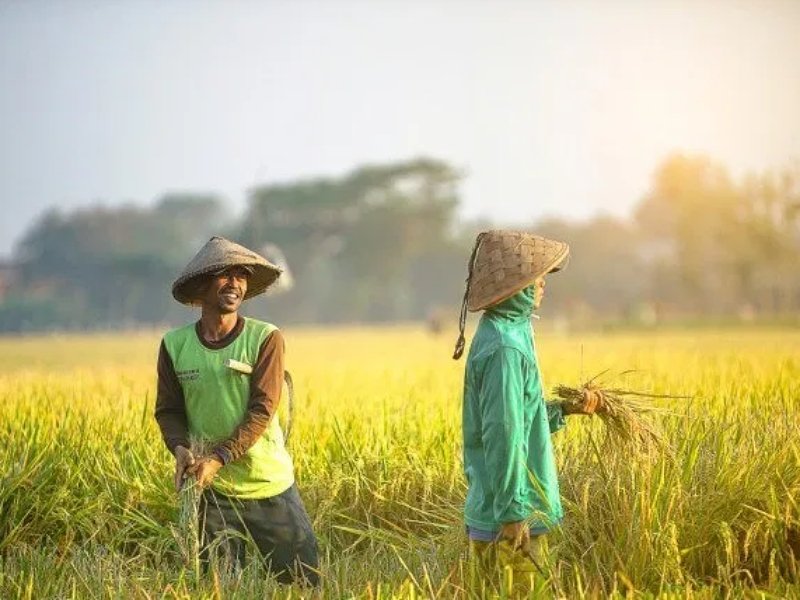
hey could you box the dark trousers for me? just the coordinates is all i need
[199,483,320,587]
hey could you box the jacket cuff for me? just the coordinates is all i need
[546,401,567,434]
[168,438,190,456]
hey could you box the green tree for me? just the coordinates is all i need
[11,194,225,327]
[241,157,462,323]
[635,154,742,314]
[635,154,800,316]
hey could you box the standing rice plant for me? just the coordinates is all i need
[1,327,799,598]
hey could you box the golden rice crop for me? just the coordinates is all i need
[0,326,799,598]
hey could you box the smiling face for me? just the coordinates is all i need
[200,266,251,314]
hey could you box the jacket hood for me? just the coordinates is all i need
[485,285,534,322]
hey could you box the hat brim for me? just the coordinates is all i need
[172,262,282,306]
[467,244,570,312]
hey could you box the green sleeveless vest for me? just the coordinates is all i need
[163,317,294,499]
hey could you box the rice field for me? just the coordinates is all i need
[0,325,799,598]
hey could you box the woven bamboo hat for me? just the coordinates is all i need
[452,230,570,359]
[172,236,282,305]
[466,230,569,311]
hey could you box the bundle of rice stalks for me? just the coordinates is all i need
[177,475,202,573]
[173,439,213,576]
[553,371,687,452]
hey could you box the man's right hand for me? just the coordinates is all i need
[500,520,530,550]
[563,388,604,416]
[174,445,196,491]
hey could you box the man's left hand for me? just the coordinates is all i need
[189,456,224,488]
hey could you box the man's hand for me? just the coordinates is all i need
[190,456,224,488]
[564,388,604,416]
[580,388,603,415]
[500,520,530,550]
[174,445,195,492]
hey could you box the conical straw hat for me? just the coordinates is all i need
[172,236,282,305]
[452,230,569,359]
[466,230,569,311]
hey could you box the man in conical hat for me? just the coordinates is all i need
[155,236,319,586]
[452,230,600,593]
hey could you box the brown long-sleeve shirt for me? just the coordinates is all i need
[154,316,286,464]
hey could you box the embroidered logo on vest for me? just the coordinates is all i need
[176,368,200,381]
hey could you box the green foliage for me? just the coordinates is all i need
[0,295,84,332]
[7,195,227,327]
[2,154,799,331]
[241,156,464,323]
[635,154,800,315]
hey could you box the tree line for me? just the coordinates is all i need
[0,154,798,332]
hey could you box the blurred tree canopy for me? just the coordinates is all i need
[0,154,798,332]
[241,158,463,322]
[1,194,226,330]
[636,155,800,316]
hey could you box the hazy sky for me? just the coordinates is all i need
[1,0,799,257]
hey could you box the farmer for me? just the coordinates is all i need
[155,236,319,586]
[452,230,601,594]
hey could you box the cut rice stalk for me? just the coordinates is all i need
[554,374,688,452]
[177,475,202,574]
[174,439,214,576]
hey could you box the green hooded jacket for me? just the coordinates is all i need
[462,285,565,533]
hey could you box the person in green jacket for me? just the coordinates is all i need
[155,236,319,586]
[452,230,600,593]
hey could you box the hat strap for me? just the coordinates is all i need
[452,232,486,360]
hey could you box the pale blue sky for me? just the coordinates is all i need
[1,0,799,257]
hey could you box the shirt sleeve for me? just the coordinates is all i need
[214,329,285,464]
[154,340,190,455]
[545,402,567,434]
[479,346,530,525]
